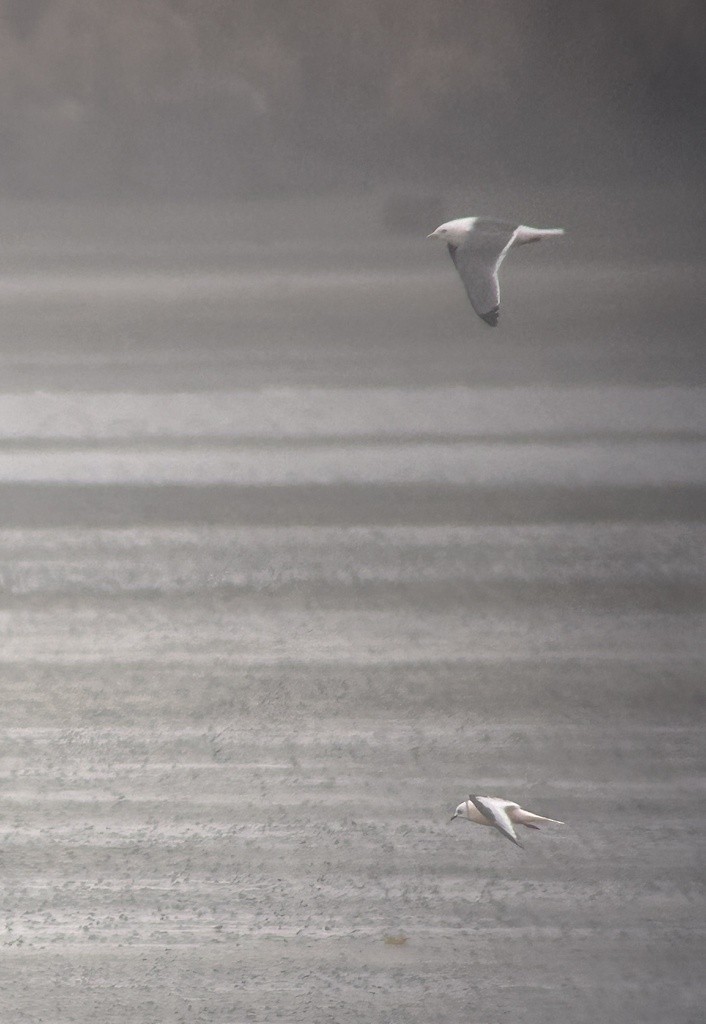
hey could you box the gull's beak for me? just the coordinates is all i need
[426,232,436,239]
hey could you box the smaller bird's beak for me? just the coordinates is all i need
[449,813,457,822]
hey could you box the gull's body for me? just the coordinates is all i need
[428,216,564,326]
[450,794,564,848]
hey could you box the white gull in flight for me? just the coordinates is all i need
[450,794,564,848]
[428,217,564,326]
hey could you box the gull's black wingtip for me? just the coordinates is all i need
[479,305,500,327]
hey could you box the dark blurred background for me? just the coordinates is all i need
[1,0,703,201]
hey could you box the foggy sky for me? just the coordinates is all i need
[0,0,703,199]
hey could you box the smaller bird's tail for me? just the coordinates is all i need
[523,813,564,825]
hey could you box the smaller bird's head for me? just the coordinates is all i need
[450,801,469,823]
[427,217,475,246]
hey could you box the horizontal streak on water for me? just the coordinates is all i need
[0,268,447,301]
[0,721,698,748]
[1,483,703,528]
[6,432,706,451]
[0,523,702,594]
[0,440,704,486]
[0,607,701,664]
[2,660,700,732]
[2,387,704,440]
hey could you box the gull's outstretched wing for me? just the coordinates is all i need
[469,795,523,847]
[447,220,518,327]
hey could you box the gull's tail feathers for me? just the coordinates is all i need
[520,812,565,826]
[514,226,565,245]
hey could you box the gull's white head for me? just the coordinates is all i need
[450,800,471,822]
[427,217,475,246]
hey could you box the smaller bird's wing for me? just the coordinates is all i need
[448,222,518,327]
[469,795,523,847]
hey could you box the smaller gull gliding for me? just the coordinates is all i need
[428,216,564,326]
[450,794,564,848]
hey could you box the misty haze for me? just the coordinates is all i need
[0,3,704,1023]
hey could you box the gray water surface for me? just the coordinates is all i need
[1,222,704,1024]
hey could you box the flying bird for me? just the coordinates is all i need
[450,794,564,848]
[428,217,564,326]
